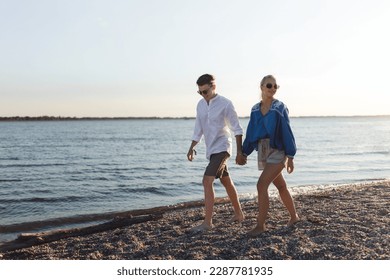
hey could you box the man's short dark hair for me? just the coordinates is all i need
[196,74,215,86]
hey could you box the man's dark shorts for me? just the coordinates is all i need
[204,152,230,178]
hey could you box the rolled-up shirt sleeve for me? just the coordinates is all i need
[225,101,243,136]
[192,109,203,142]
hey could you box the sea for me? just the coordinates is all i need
[1,116,389,243]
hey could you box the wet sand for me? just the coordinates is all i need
[1,180,389,260]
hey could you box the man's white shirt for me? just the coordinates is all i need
[192,95,243,160]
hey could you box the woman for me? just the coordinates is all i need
[239,74,299,236]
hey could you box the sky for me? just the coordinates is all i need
[1,0,389,117]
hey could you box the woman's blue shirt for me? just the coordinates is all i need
[242,99,297,158]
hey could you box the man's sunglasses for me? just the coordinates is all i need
[197,85,212,95]
[197,89,210,95]
[264,83,280,89]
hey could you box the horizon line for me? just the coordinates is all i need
[1,114,390,121]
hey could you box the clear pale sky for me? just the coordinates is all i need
[1,0,389,117]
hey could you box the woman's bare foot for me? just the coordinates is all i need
[247,223,266,237]
[230,212,245,223]
[287,215,300,227]
[189,222,213,233]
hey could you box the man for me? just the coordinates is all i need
[187,74,246,232]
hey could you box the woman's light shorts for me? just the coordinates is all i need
[257,139,286,170]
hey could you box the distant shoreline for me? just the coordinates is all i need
[1,115,389,122]
[0,116,196,122]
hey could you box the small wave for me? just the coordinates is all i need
[92,177,110,181]
[0,195,85,204]
[322,150,390,157]
[344,150,389,156]
[0,179,22,182]
[0,157,20,160]
[129,167,169,171]
[0,163,69,168]
[289,179,390,195]
[128,137,150,141]
[120,186,168,196]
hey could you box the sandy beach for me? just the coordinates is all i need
[1,180,389,260]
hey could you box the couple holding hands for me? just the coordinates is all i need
[187,74,299,237]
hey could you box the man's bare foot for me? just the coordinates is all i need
[189,223,213,233]
[287,215,300,227]
[246,224,265,237]
[230,212,245,223]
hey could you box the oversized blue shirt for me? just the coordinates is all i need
[242,99,297,158]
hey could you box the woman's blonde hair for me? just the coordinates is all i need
[260,75,276,86]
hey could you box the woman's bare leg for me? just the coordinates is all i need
[272,173,300,226]
[248,162,285,236]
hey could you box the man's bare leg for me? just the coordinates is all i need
[190,175,215,232]
[220,175,245,222]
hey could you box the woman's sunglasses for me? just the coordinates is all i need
[264,83,280,89]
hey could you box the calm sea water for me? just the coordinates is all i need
[1,116,389,241]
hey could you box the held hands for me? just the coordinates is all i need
[188,147,248,165]
[236,153,247,165]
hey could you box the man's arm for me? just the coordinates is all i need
[235,135,247,165]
